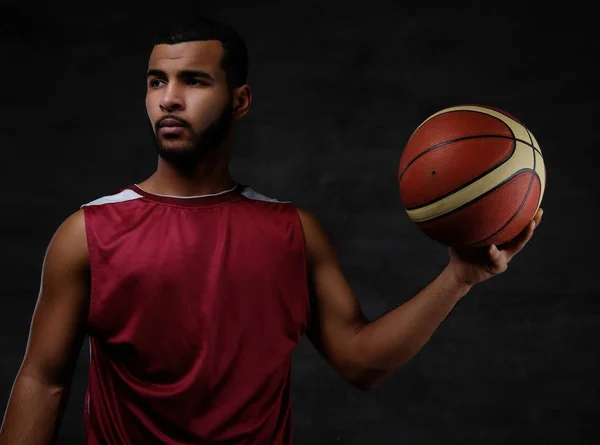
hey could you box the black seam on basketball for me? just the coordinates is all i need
[402,136,522,210]
[467,145,538,246]
[400,136,542,210]
[400,109,518,181]
[430,107,525,127]
[415,168,535,223]
[525,126,533,145]
[524,127,542,156]
[412,109,516,145]
[398,134,517,185]
[400,108,538,183]
[476,106,525,125]
[467,173,540,247]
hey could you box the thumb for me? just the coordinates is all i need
[488,244,508,272]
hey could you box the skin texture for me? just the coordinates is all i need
[0,38,544,444]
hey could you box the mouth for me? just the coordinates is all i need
[158,118,188,136]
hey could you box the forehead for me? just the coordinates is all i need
[148,40,225,76]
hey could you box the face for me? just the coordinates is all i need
[146,40,243,167]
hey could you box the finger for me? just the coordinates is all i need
[488,244,508,271]
[488,244,504,264]
[533,207,544,227]
[500,220,536,259]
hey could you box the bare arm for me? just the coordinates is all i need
[0,209,90,445]
[298,208,542,390]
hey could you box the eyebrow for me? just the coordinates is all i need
[146,69,216,82]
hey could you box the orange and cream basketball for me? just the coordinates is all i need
[398,105,546,247]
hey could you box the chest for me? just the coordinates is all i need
[87,214,309,341]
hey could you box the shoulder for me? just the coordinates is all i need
[296,208,319,231]
[46,209,90,270]
[58,209,87,240]
[296,208,337,264]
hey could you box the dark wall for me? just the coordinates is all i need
[1,1,598,444]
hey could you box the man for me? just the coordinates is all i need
[0,16,543,445]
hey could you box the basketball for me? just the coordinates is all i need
[398,105,546,248]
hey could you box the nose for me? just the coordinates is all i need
[159,84,185,112]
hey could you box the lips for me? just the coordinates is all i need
[157,117,188,136]
[158,118,187,128]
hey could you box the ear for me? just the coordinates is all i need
[232,85,252,120]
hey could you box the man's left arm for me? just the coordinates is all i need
[297,208,543,390]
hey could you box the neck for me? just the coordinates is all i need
[140,142,235,197]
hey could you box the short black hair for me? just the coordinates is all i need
[154,16,248,89]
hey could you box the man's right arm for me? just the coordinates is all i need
[0,209,90,445]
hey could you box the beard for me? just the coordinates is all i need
[152,97,234,172]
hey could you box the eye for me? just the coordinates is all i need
[149,79,165,88]
[188,78,208,86]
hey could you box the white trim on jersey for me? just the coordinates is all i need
[241,187,290,203]
[80,189,144,208]
[80,184,291,207]
[132,182,239,199]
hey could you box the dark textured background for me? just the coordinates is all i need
[1,1,598,444]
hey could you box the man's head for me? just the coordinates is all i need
[146,17,251,169]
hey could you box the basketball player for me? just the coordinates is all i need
[0,16,543,445]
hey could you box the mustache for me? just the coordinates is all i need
[156,115,190,129]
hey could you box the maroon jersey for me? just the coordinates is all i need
[80,181,310,444]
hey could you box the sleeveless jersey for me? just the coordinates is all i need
[80,181,310,444]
